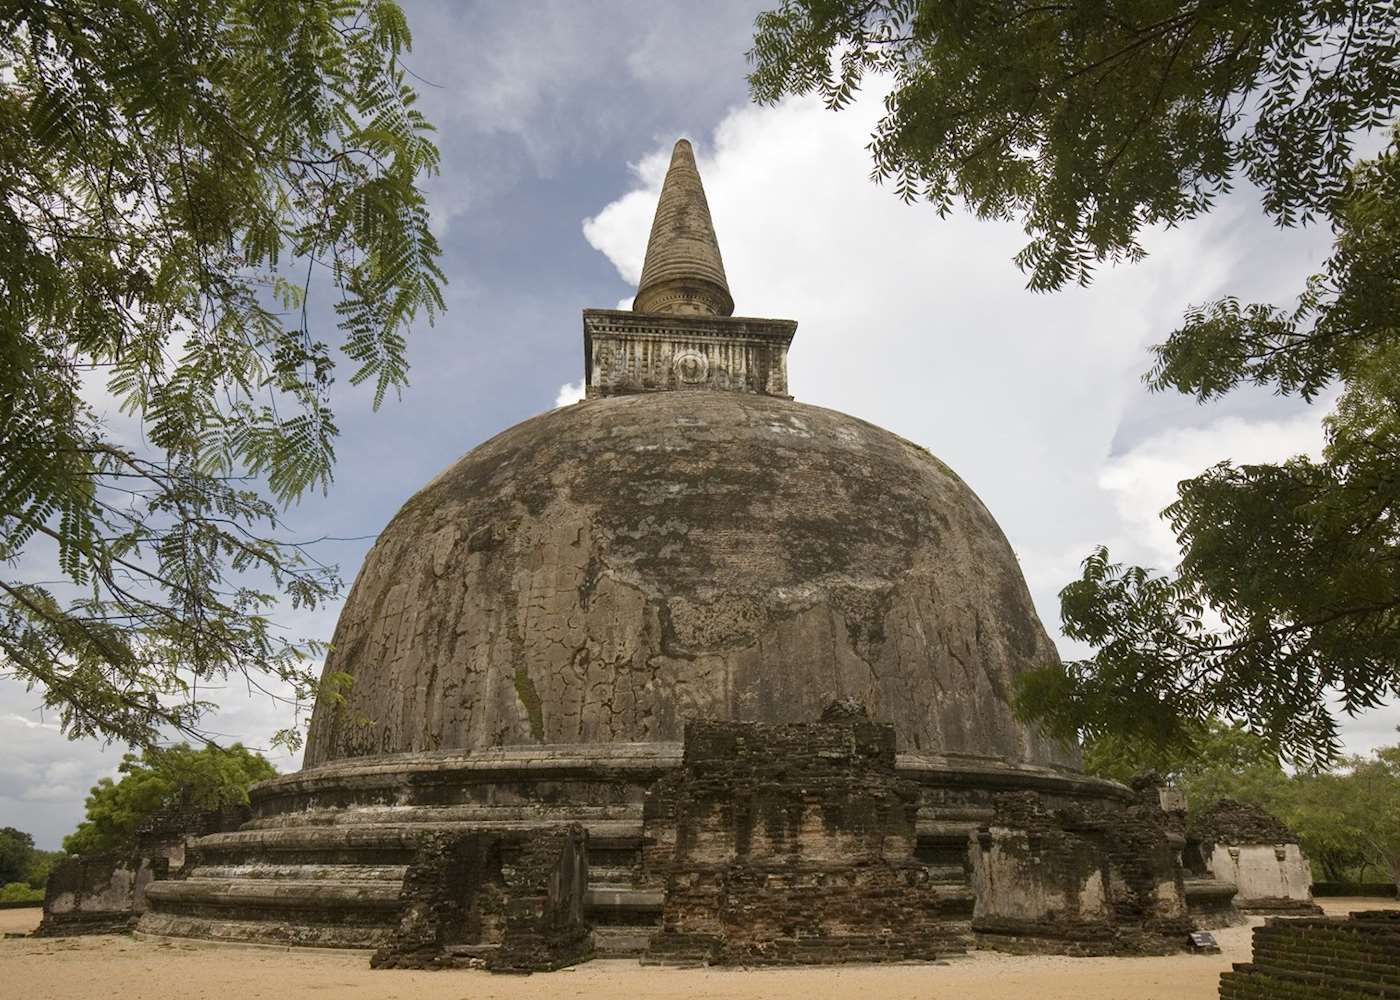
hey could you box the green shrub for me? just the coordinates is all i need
[0,882,43,903]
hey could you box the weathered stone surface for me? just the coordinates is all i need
[37,854,143,937]
[1190,800,1321,916]
[370,826,591,972]
[303,391,1078,771]
[643,710,969,965]
[1185,876,1243,929]
[1208,844,1321,916]
[633,139,733,317]
[39,802,247,938]
[1219,910,1400,999]
[970,776,1192,955]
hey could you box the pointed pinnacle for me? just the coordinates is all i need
[633,139,734,317]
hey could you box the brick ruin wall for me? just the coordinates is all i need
[969,776,1192,955]
[36,854,148,936]
[642,706,972,965]
[1219,910,1400,999]
[370,825,591,972]
[37,803,248,937]
[1190,799,1321,915]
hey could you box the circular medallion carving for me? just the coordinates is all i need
[674,349,709,384]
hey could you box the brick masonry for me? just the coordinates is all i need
[970,775,1193,955]
[643,704,971,965]
[1219,910,1400,999]
[370,825,591,972]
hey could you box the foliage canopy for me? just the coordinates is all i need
[1020,145,1400,767]
[0,826,62,890]
[749,0,1400,289]
[62,742,275,855]
[0,827,36,886]
[1,0,443,749]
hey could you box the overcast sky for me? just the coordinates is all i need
[4,0,1395,848]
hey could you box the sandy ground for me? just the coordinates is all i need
[2,899,1394,1000]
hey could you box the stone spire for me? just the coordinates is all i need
[633,139,734,317]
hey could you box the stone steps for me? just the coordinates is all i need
[136,910,392,949]
[592,926,656,957]
[244,803,642,830]
[140,816,659,953]
[585,886,664,911]
[191,820,644,864]
[586,865,638,885]
[144,877,403,911]
[188,863,408,882]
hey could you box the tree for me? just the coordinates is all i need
[749,1,1398,290]
[62,742,276,855]
[1,1,443,750]
[1081,717,1290,809]
[1338,741,1400,888]
[749,1,1400,766]
[0,827,36,886]
[1017,149,1399,767]
[1284,768,1373,884]
[23,848,62,890]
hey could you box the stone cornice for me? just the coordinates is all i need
[581,309,797,399]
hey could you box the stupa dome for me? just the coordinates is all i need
[303,388,1076,769]
[139,139,1217,962]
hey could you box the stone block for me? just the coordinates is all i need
[370,825,592,973]
[643,710,969,965]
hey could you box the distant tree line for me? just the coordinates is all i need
[0,827,62,903]
[1084,721,1400,889]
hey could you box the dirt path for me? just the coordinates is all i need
[2,899,1393,1000]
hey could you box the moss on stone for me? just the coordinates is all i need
[514,667,544,741]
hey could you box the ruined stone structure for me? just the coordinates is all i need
[39,803,246,937]
[643,705,970,965]
[1189,800,1323,917]
[129,138,1285,964]
[369,825,591,971]
[1219,910,1400,999]
[39,854,150,937]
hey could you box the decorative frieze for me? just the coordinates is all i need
[582,309,796,399]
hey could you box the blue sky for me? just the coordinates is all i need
[4,0,1395,848]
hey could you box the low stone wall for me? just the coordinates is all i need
[643,704,970,965]
[1193,800,1321,916]
[370,825,591,972]
[970,776,1192,955]
[38,802,250,938]
[36,854,147,936]
[1219,910,1400,999]
[1210,844,1320,915]
[1313,882,1398,898]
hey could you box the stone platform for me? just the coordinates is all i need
[135,722,1206,960]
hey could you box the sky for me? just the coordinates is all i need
[4,0,1396,849]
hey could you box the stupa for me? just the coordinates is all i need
[137,140,1219,959]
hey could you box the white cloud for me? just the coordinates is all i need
[1097,407,1332,570]
[0,699,122,845]
[554,380,586,407]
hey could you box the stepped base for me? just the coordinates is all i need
[131,741,1188,962]
[136,911,392,949]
